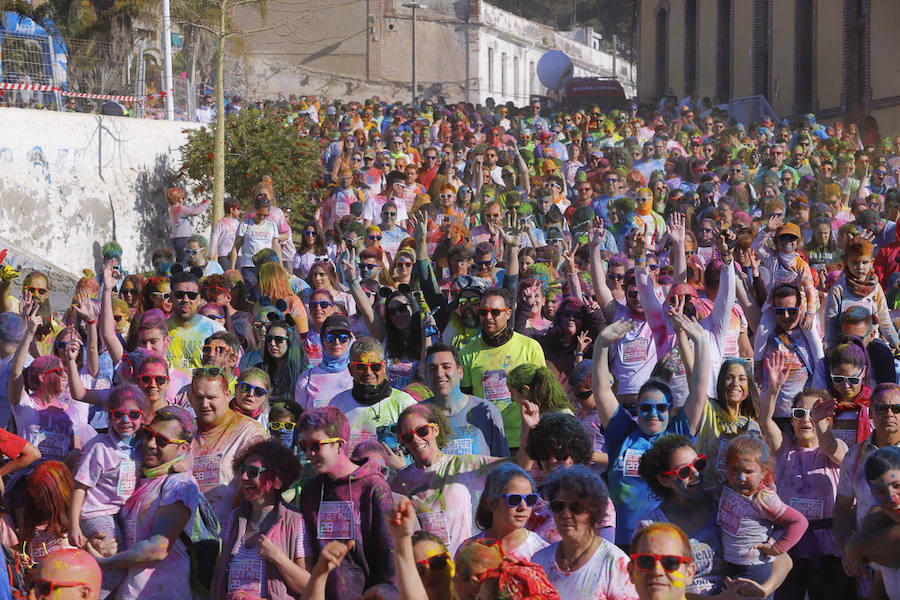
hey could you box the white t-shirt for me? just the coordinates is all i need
[531,540,639,600]
[236,219,280,268]
[471,530,549,561]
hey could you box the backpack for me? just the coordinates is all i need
[180,491,222,597]
[0,544,28,600]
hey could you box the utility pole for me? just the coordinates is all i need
[402,2,426,104]
[161,0,175,119]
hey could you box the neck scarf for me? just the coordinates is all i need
[320,346,351,373]
[351,379,392,406]
[142,454,186,479]
[844,269,878,299]
[230,398,264,419]
[482,325,514,348]
[834,385,873,444]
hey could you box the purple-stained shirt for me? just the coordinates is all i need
[75,431,140,518]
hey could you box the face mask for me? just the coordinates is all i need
[275,430,295,449]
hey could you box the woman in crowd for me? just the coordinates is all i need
[230,367,271,427]
[22,460,77,563]
[303,288,339,367]
[139,278,173,317]
[212,439,306,599]
[294,222,330,278]
[118,275,144,316]
[256,319,307,405]
[306,260,355,318]
[258,262,308,326]
[507,364,574,416]
[294,314,354,411]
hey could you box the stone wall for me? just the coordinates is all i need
[0,108,201,293]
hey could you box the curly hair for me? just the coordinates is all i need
[544,465,609,528]
[638,435,696,499]
[233,439,302,492]
[524,413,592,465]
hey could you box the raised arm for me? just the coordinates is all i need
[386,499,430,600]
[810,396,848,465]
[341,247,386,341]
[99,264,124,365]
[668,212,687,284]
[8,300,39,407]
[706,235,737,344]
[670,311,710,435]
[73,290,99,378]
[591,320,635,427]
[63,339,104,406]
[589,224,618,323]
[759,352,789,454]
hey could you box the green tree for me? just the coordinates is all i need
[178,106,323,220]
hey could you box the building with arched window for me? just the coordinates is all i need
[637,0,900,133]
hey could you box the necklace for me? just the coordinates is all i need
[556,534,598,572]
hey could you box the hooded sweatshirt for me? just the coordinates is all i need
[297,458,396,599]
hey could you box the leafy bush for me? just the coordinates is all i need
[177,107,324,220]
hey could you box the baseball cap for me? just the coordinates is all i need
[776,223,801,239]
[321,314,352,335]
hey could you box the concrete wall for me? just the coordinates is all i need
[0,108,201,279]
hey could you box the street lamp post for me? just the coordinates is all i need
[402,2,427,104]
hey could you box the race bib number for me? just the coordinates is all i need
[228,559,264,595]
[418,510,450,544]
[622,338,649,364]
[318,501,355,540]
[444,434,475,456]
[335,199,351,218]
[193,453,222,491]
[789,497,824,521]
[348,432,377,455]
[773,264,795,285]
[833,413,859,446]
[717,487,750,536]
[36,433,67,459]
[482,370,511,402]
[117,462,137,497]
[622,448,644,478]
[715,437,732,474]
[388,361,414,390]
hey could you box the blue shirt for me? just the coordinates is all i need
[605,406,693,544]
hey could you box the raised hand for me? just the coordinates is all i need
[520,399,541,431]
[715,232,733,264]
[412,213,428,246]
[767,214,783,232]
[597,319,634,347]
[631,230,647,261]
[575,330,592,354]
[103,263,118,290]
[764,351,791,392]
[668,212,685,245]
[65,338,83,364]
[73,290,97,322]
[500,211,521,247]
[386,498,418,541]
[811,396,837,422]
[341,247,359,282]
[314,540,355,576]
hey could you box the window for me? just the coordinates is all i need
[794,0,814,113]
[716,0,733,102]
[684,0,698,95]
[655,8,668,98]
[752,0,770,98]
[488,47,494,92]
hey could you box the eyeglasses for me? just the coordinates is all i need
[791,408,812,420]
[830,374,862,386]
[457,296,480,306]
[113,314,126,323]
[497,493,538,507]
[184,248,203,255]
[111,409,142,421]
[238,464,268,479]
[151,291,171,301]
[121,288,138,296]
[400,424,433,445]
[54,340,70,351]
[266,335,288,345]
[630,553,693,572]
[202,344,231,356]
[350,360,384,373]
[559,311,582,321]
[298,437,343,453]
[608,273,625,281]
[368,235,382,241]
[549,499,588,514]
[269,421,296,432]
[324,332,351,344]
[387,303,412,316]
[193,366,226,378]
[873,404,900,415]
[239,382,268,397]
[474,260,493,268]
[27,577,89,597]
[478,307,509,318]
[774,307,799,317]
[309,300,334,309]
[660,455,707,480]
[626,290,640,299]
[416,553,451,576]
[173,290,199,301]
[137,374,168,386]
[638,402,669,416]
[25,286,48,296]
[141,425,187,448]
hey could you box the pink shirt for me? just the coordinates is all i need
[75,431,140,518]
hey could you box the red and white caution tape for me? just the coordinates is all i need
[0,81,170,103]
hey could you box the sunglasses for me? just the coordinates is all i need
[309,300,334,309]
[608,273,625,281]
[184,248,203,255]
[382,211,397,217]
[395,261,414,268]
[873,404,900,415]
[202,344,231,355]
[141,425,187,448]
[25,286,48,295]
[559,311,582,321]
[193,366,226,378]
[791,407,812,420]
[324,332,351,344]
[400,424,433,445]
[110,409,143,421]
[266,335,289,345]
[457,296,480,306]
[478,307,509,318]
[497,493,538,507]
[269,421,296,432]
[121,288,138,296]
[368,235,382,241]
[27,577,88,597]
[151,291,171,300]
[830,374,862,386]
[173,291,199,301]
[54,340,70,351]
[416,553,451,576]
[303,230,317,237]
[638,402,669,415]
[350,360,384,373]
[549,499,588,514]
[661,455,707,480]
[630,553,693,572]
[238,464,268,479]
[113,314,126,323]
[239,382,268,397]
[626,290,640,299]
[298,437,343,453]
[137,374,168,386]
[387,303,412,316]
[774,307,800,317]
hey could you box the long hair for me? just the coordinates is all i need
[24,461,73,541]
[300,221,327,255]
[258,262,295,303]
[24,355,64,398]
[260,319,308,404]
[383,289,424,362]
[507,364,574,413]
[140,277,170,313]
[714,358,759,419]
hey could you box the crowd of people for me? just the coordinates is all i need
[4,93,900,600]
